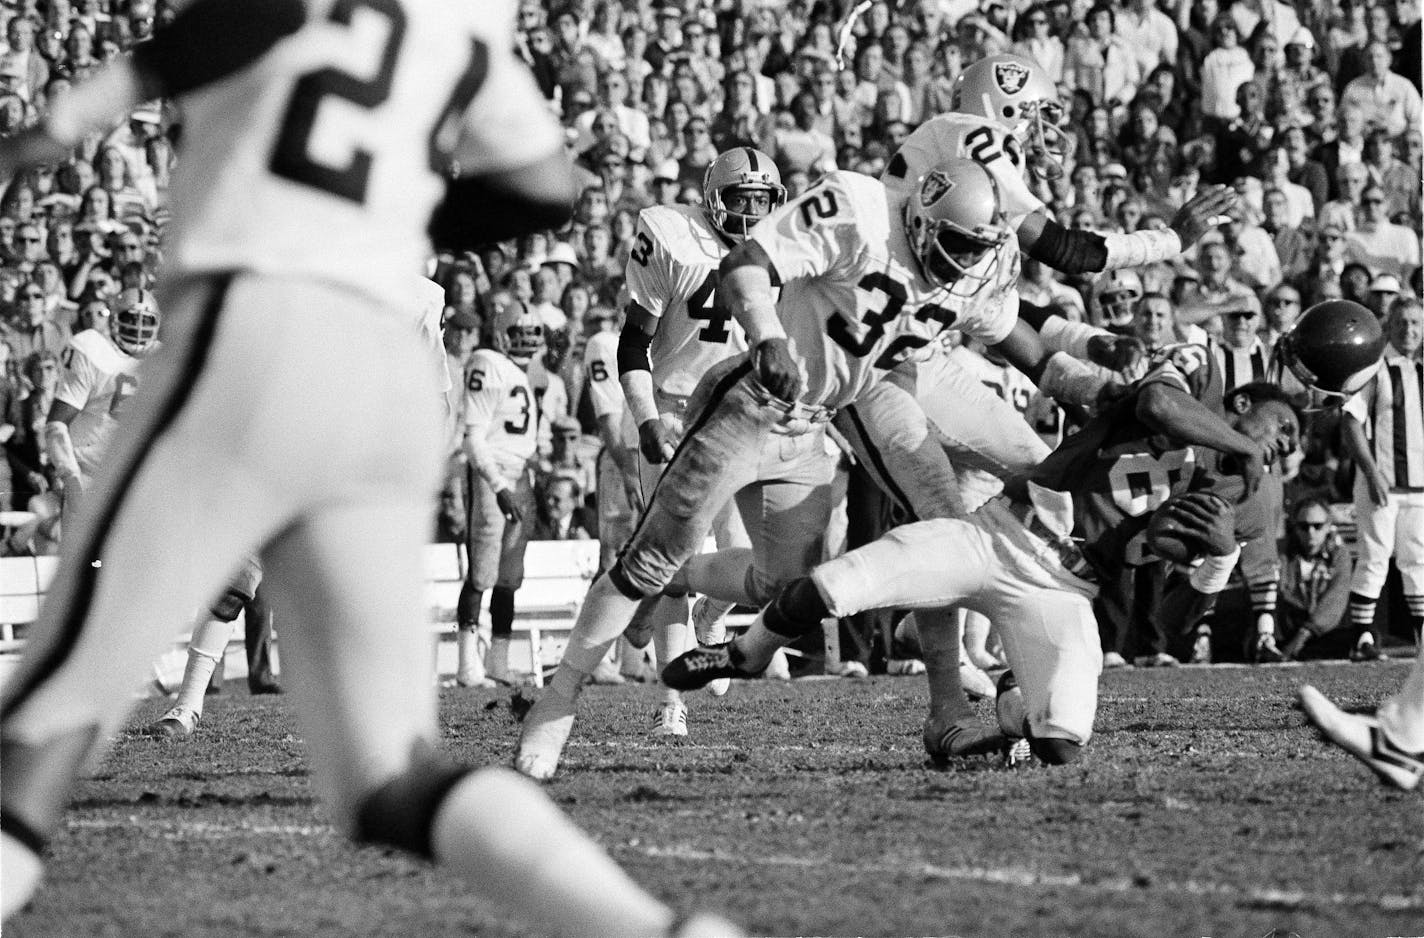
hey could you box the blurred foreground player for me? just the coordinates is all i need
[0,1,738,935]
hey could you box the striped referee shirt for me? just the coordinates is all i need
[1344,347,1424,493]
[1210,335,1269,394]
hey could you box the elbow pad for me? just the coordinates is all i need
[133,0,306,97]
[1026,220,1109,274]
[616,323,653,376]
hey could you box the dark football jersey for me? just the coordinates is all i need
[1011,343,1255,579]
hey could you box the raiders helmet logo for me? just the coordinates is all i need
[994,61,1030,96]
[919,170,955,207]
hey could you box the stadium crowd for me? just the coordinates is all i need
[0,0,1419,673]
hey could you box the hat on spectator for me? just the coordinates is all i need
[652,159,680,182]
[1370,272,1402,294]
[1285,27,1315,49]
[542,241,579,270]
[1102,163,1128,182]
[130,106,162,125]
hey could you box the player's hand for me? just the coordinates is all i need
[1086,334,1145,373]
[1224,443,1265,500]
[1169,185,1240,247]
[753,338,802,402]
[1366,465,1391,507]
[495,488,522,525]
[637,417,678,464]
[1163,492,1237,557]
[1093,380,1131,412]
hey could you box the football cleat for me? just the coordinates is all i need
[1134,652,1180,668]
[651,700,688,737]
[886,658,927,676]
[923,715,1007,766]
[764,648,792,682]
[661,642,764,691]
[147,705,199,739]
[690,595,731,697]
[1189,628,1213,665]
[1350,634,1386,662]
[1004,737,1034,767]
[514,686,581,781]
[1102,651,1130,669]
[1251,634,1286,664]
[1299,685,1424,791]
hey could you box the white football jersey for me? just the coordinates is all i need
[584,330,624,421]
[624,204,746,398]
[163,0,562,312]
[54,328,142,482]
[749,171,1019,410]
[414,275,450,394]
[882,112,1045,228]
[464,349,538,478]
[949,344,1064,447]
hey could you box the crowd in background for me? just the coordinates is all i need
[0,0,1418,667]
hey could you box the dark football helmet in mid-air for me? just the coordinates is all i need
[1271,299,1387,410]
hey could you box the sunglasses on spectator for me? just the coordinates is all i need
[23,291,45,300]
[1225,310,1257,318]
[1029,16,1048,24]
[1363,196,1385,204]
[1294,520,1328,529]
[1268,296,1299,304]
[17,235,40,244]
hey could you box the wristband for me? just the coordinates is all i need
[1189,545,1240,595]
[1037,317,1109,361]
[1036,351,1107,407]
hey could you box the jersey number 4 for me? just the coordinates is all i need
[270,0,490,203]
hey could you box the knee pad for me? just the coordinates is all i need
[353,743,471,859]
[1029,736,1084,766]
[606,562,649,601]
[763,576,830,639]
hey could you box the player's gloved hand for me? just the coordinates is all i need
[495,488,522,524]
[753,338,802,403]
[1086,334,1145,373]
[638,417,679,465]
[1162,492,1236,556]
[1169,185,1240,246]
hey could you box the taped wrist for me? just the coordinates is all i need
[1189,545,1240,595]
[1036,352,1107,407]
[1101,228,1183,269]
[763,576,830,638]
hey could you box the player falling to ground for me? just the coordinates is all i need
[669,302,1383,765]
[616,148,781,736]
[452,300,545,688]
[1300,297,1424,792]
[518,155,1125,780]
[859,53,1237,759]
[0,2,738,935]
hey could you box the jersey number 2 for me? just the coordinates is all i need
[270,0,489,203]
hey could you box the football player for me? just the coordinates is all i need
[667,301,1383,765]
[616,147,780,734]
[0,2,735,935]
[44,286,156,512]
[517,156,1118,780]
[454,300,544,688]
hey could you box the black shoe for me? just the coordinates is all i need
[1252,635,1286,664]
[661,642,761,690]
[248,681,283,695]
[923,717,1007,766]
[1351,635,1386,662]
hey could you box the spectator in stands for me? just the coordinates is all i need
[7,350,57,510]
[2,280,67,361]
[1216,206,1280,290]
[1200,14,1255,126]
[766,91,836,178]
[1341,40,1423,137]
[1367,127,1421,219]
[1318,159,1369,231]
[1316,105,1368,203]
[1262,186,1315,282]
[1345,183,1421,279]
[1259,283,1304,347]
[1367,272,1403,318]
[1275,497,1354,660]
[531,474,595,542]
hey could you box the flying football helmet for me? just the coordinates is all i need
[492,299,545,365]
[1091,268,1144,328]
[112,287,160,356]
[904,157,1011,291]
[703,147,786,240]
[1270,299,1386,410]
[950,53,1068,179]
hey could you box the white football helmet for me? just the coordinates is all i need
[1091,268,1144,327]
[950,53,1068,179]
[904,157,1011,292]
[492,299,545,365]
[703,147,786,240]
[112,287,160,356]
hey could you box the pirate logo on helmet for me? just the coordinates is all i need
[994,60,1030,96]
[919,170,955,207]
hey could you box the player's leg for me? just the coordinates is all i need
[913,351,1052,485]
[1394,497,1424,645]
[488,470,537,685]
[1347,490,1396,660]
[736,425,837,609]
[455,466,504,688]
[518,364,764,779]
[1,278,290,914]
[148,616,236,738]
[667,519,996,687]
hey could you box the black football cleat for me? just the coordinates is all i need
[661,642,762,691]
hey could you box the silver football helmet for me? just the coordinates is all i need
[703,147,787,240]
[904,157,1011,292]
[112,287,160,356]
[492,299,545,365]
[1091,268,1145,328]
[950,53,1068,179]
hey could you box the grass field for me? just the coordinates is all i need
[8,659,1424,938]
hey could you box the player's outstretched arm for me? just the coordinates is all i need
[990,318,1113,408]
[720,240,800,401]
[1015,185,1240,275]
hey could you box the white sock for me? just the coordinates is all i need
[172,619,233,715]
[733,612,785,672]
[430,767,671,938]
[1378,652,1424,752]
[1,831,43,922]
[649,599,689,706]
